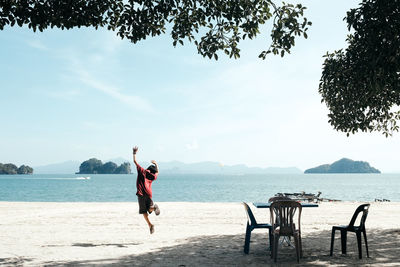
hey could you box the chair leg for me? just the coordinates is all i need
[270,234,274,258]
[356,231,362,259]
[268,228,273,253]
[273,234,279,262]
[299,233,303,258]
[363,230,369,258]
[244,224,251,254]
[330,228,335,256]
[293,234,300,263]
[340,230,347,254]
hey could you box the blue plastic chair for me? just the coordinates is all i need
[242,202,273,254]
[330,203,370,259]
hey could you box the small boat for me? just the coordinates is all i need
[76,176,91,180]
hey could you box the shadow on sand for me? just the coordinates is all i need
[0,256,34,267]
[37,228,400,266]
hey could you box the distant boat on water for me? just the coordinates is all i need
[76,176,90,180]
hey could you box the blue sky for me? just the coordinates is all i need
[1,0,400,172]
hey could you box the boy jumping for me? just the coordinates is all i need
[133,146,160,234]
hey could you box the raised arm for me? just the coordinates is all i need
[151,160,159,174]
[133,146,139,167]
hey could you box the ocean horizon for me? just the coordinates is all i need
[1,173,399,202]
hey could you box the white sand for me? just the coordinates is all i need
[0,202,399,266]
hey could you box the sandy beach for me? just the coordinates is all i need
[0,201,399,266]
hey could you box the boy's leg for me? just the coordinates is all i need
[143,213,152,227]
[145,197,155,233]
[138,195,154,233]
[143,213,154,234]
[149,198,160,216]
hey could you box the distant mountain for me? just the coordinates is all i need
[158,161,302,174]
[34,159,302,174]
[34,161,80,174]
[305,158,381,174]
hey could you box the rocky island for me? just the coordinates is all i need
[305,158,380,174]
[76,158,131,174]
[0,163,33,174]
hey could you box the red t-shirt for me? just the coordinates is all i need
[136,164,157,198]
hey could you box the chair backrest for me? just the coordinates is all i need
[270,200,302,235]
[268,196,291,202]
[348,204,370,229]
[243,202,257,225]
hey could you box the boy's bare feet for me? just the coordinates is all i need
[150,224,155,234]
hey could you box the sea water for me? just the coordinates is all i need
[0,173,398,202]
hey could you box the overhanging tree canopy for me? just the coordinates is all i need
[0,0,311,59]
[319,0,400,136]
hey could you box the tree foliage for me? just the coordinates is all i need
[17,164,34,174]
[304,158,380,173]
[319,0,400,136]
[0,163,18,174]
[0,0,311,59]
[99,161,118,174]
[78,158,131,174]
[114,162,131,174]
[78,158,103,174]
[0,163,33,174]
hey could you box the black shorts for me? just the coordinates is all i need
[137,195,154,214]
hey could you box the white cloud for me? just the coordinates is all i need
[62,53,155,113]
[79,72,154,113]
[81,121,106,130]
[48,89,81,101]
[51,34,155,113]
[26,39,47,50]
[186,140,199,150]
[99,31,124,53]
[156,145,165,152]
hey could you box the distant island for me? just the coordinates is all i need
[0,163,33,174]
[34,158,302,174]
[76,158,131,174]
[305,158,380,174]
